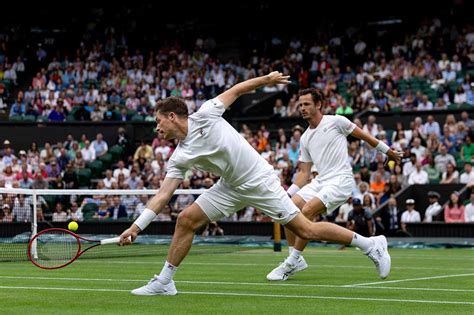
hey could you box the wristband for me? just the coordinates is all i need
[134,208,157,231]
[375,141,390,154]
[287,184,300,197]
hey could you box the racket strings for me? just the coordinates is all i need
[31,230,79,268]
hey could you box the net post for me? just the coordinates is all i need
[273,222,281,252]
[31,190,38,259]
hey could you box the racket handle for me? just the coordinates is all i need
[100,236,131,245]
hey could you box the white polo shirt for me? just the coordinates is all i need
[299,115,356,182]
[166,98,273,189]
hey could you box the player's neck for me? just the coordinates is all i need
[307,113,323,129]
[175,119,189,140]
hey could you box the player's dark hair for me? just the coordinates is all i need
[297,88,325,105]
[156,96,189,118]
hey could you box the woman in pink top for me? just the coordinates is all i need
[444,192,465,223]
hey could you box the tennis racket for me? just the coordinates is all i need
[28,228,129,270]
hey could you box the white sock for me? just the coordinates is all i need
[157,261,177,284]
[288,246,294,255]
[350,233,374,252]
[286,249,302,265]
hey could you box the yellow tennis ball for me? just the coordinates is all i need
[68,221,79,232]
[388,160,395,170]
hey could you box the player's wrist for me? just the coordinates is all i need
[131,224,142,233]
[264,73,274,84]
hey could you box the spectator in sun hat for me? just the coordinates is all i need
[290,124,304,148]
[2,204,14,223]
[1,140,14,156]
[292,124,304,134]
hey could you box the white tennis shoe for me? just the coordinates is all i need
[266,256,308,281]
[366,235,391,279]
[131,275,178,296]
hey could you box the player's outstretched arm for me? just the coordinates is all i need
[217,71,290,109]
[350,126,403,163]
[119,177,182,245]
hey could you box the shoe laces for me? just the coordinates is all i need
[148,274,160,285]
[367,248,382,266]
[280,260,296,273]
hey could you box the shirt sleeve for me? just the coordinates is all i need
[298,137,312,163]
[334,115,356,136]
[196,98,225,118]
[165,157,185,180]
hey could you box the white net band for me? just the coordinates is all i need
[0,188,206,196]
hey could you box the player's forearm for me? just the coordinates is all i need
[351,126,379,148]
[146,193,171,214]
[133,193,171,232]
[351,126,398,159]
[293,171,311,188]
[287,171,310,197]
[232,75,271,97]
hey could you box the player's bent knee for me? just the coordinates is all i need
[176,204,209,232]
[300,206,315,219]
[301,199,326,219]
[176,211,199,231]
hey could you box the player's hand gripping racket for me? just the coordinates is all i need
[28,228,130,269]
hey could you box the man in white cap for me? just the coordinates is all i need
[401,199,421,231]
[424,191,442,222]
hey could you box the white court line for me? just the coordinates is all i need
[77,260,474,272]
[88,247,474,261]
[0,285,473,305]
[346,273,474,287]
[1,275,473,293]
[224,252,474,261]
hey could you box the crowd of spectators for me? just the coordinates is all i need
[0,14,473,123]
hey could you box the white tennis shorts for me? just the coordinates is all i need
[296,175,354,213]
[195,175,300,224]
